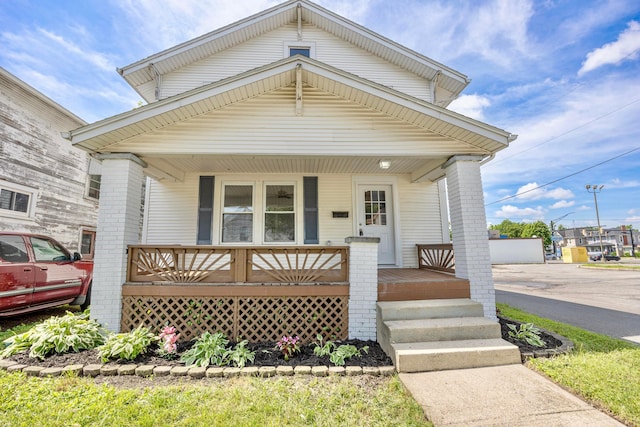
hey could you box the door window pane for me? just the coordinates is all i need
[265,185,295,242]
[364,190,387,226]
[0,235,29,263]
[222,185,253,242]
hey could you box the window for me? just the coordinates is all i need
[88,175,101,199]
[80,230,96,259]
[29,236,70,262]
[264,185,295,242]
[289,47,310,57]
[222,185,253,243]
[0,189,29,213]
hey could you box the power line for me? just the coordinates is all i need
[485,145,640,206]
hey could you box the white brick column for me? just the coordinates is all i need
[345,236,379,340]
[91,153,145,331]
[445,155,496,320]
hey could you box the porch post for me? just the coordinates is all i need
[444,155,496,320]
[91,153,146,331]
[345,236,380,340]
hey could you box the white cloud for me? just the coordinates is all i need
[448,94,490,120]
[578,21,640,76]
[610,178,640,188]
[494,204,545,220]
[514,183,575,201]
[550,200,575,209]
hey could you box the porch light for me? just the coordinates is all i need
[379,160,391,169]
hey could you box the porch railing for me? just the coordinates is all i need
[417,244,455,274]
[127,245,349,284]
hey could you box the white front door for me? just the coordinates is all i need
[358,185,396,265]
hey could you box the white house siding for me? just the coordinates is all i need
[143,171,441,268]
[142,175,199,245]
[0,70,98,251]
[397,175,444,267]
[117,86,451,157]
[159,23,431,103]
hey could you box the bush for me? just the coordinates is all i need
[98,325,157,362]
[0,311,106,360]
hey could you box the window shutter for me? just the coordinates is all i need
[303,176,319,244]
[197,176,214,244]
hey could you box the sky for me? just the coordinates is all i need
[1,0,639,231]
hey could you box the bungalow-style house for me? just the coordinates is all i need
[64,0,520,371]
[0,67,99,257]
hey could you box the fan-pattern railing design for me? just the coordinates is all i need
[417,244,455,273]
[127,245,349,284]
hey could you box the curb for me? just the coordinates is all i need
[0,359,395,379]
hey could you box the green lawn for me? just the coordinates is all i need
[498,303,640,425]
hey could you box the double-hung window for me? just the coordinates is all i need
[222,185,253,243]
[0,180,35,218]
[264,184,295,243]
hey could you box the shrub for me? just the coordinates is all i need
[0,311,106,360]
[98,325,157,362]
[507,322,546,347]
[181,332,229,367]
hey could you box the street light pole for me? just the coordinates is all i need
[586,184,605,261]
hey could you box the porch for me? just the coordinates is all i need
[119,243,468,342]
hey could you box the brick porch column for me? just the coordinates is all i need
[91,153,145,331]
[345,236,380,340]
[444,155,496,320]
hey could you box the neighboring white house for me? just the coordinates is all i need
[64,0,516,337]
[0,67,99,257]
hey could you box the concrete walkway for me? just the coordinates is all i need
[400,364,624,426]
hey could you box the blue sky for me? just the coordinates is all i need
[1,0,639,230]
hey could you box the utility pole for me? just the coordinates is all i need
[549,212,573,257]
[586,185,605,261]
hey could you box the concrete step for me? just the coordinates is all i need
[381,317,502,346]
[377,299,484,322]
[391,339,521,372]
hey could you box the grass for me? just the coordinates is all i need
[0,372,430,426]
[498,303,640,425]
[0,323,33,342]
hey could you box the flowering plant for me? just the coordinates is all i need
[276,335,301,361]
[158,326,180,359]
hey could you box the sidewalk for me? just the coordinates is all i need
[400,364,624,426]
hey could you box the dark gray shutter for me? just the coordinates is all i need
[197,176,214,244]
[303,176,319,244]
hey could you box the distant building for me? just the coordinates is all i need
[557,226,636,256]
[0,67,99,257]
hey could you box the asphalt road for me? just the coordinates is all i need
[493,262,640,344]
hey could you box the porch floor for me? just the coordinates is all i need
[377,268,470,301]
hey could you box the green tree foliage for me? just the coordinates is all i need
[489,219,525,238]
[521,221,552,246]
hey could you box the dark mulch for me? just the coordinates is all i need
[5,339,392,368]
[498,316,563,353]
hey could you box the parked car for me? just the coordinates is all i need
[0,232,92,316]
[589,253,621,262]
[545,253,557,260]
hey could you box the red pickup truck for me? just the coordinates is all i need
[0,232,92,317]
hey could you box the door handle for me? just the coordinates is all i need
[23,268,32,272]
[39,266,48,271]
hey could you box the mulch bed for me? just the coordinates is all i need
[498,316,566,354]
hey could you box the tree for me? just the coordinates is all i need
[522,221,551,246]
[489,220,524,238]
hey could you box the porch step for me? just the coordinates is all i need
[377,299,521,373]
[391,339,521,372]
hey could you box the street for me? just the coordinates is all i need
[493,262,640,344]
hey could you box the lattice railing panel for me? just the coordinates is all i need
[417,244,455,273]
[121,295,348,343]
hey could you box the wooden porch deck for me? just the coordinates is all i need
[378,268,470,301]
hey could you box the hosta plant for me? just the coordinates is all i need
[507,322,546,347]
[0,311,106,360]
[227,340,256,368]
[329,344,368,366]
[98,325,157,362]
[181,331,229,367]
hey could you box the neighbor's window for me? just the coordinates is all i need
[264,185,295,242]
[222,185,253,243]
[80,230,96,259]
[0,188,29,213]
[88,175,101,199]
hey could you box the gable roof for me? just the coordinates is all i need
[65,55,515,182]
[117,0,469,98]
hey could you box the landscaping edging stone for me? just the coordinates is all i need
[0,360,396,379]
